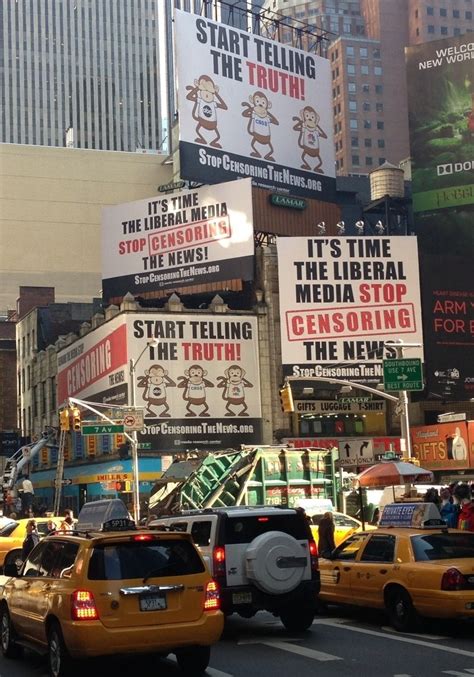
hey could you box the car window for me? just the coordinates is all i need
[335,514,359,528]
[360,534,395,563]
[41,541,80,578]
[332,534,367,561]
[170,522,188,532]
[88,539,205,580]
[23,542,48,577]
[224,515,309,544]
[191,521,212,547]
[0,522,19,537]
[36,522,51,537]
[411,533,474,561]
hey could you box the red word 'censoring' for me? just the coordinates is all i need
[148,217,231,256]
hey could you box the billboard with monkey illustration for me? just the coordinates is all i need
[58,313,263,451]
[174,10,336,201]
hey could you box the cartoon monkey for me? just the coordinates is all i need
[241,91,279,161]
[186,75,228,148]
[292,106,327,173]
[217,365,253,417]
[137,364,176,417]
[177,364,214,417]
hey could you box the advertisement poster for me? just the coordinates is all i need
[102,179,254,302]
[406,34,474,214]
[412,421,474,471]
[174,10,336,200]
[126,314,263,449]
[420,254,474,400]
[277,236,424,384]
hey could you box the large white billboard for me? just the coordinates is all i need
[174,10,336,201]
[102,178,254,302]
[278,237,424,384]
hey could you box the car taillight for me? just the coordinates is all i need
[309,540,319,572]
[71,590,100,621]
[204,580,220,611]
[133,534,154,542]
[213,546,226,577]
[441,568,468,591]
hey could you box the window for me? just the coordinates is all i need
[428,24,435,33]
[346,46,354,56]
[377,121,384,130]
[169,522,188,532]
[415,9,418,18]
[350,119,358,129]
[467,11,473,20]
[376,102,383,113]
[412,533,474,561]
[360,535,395,562]
[347,64,355,75]
[191,521,212,547]
[441,26,448,35]
[375,84,383,94]
[352,154,360,165]
[363,102,371,111]
[351,136,359,147]
[379,157,386,165]
[378,139,385,148]
[365,138,372,147]
[224,515,309,544]
[333,88,336,98]
[338,103,341,113]
[372,48,381,59]
[361,65,369,75]
[333,534,366,561]
[88,540,205,580]
[349,101,357,111]
[427,6,434,15]
[348,82,356,92]
[454,27,461,35]
[366,157,373,166]
[362,84,370,93]
[440,7,447,17]
[359,47,368,57]
[453,9,460,18]
[337,85,341,95]
[364,119,371,129]
[23,543,48,577]
[374,66,382,76]
[416,27,420,36]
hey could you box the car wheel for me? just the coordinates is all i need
[175,646,211,675]
[47,622,74,677]
[386,588,418,632]
[280,608,315,632]
[0,606,22,659]
[4,550,23,575]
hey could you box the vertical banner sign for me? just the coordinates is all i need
[102,179,255,302]
[128,314,263,449]
[174,10,336,201]
[406,34,474,214]
[420,254,474,400]
[277,237,424,384]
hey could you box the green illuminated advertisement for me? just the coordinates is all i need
[406,34,474,213]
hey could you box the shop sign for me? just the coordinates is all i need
[270,194,307,210]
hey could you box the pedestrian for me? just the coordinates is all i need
[454,484,474,532]
[21,475,34,517]
[370,508,380,526]
[46,519,57,535]
[439,487,458,528]
[318,511,336,558]
[59,508,75,531]
[21,519,39,561]
[423,487,440,508]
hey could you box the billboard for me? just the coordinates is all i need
[174,10,336,200]
[420,253,474,400]
[406,34,474,214]
[412,421,474,471]
[102,179,254,301]
[277,236,424,384]
[59,313,263,451]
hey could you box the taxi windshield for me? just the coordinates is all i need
[411,533,474,561]
[0,522,18,537]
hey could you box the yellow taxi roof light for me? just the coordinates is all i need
[379,502,447,529]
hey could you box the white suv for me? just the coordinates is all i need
[149,506,320,631]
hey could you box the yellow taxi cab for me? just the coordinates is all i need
[0,500,223,677]
[309,511,377,548]
[0,517,60,572]
[319,502,474,631]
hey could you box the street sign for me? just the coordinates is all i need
[337,439,374,467]
[81,424,124,436]
[138,443,152,450]
[62,479,73,486]
[121,407,145,432]
[383,358,423,392]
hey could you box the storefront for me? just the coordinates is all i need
[411,419,474,482]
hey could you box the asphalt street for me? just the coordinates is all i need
[1,606,473,677]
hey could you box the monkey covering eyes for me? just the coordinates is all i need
[217,365,253,417]
[186,75,228,149]
[241,91,279,161]
[292,106,327,173]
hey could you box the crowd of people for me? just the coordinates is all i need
[21,509,76,562]
[423,482,474,531]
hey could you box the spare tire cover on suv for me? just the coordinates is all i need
[245,530,308,595]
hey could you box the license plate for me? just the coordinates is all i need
[139,594,167,611]
[232,592,252,605]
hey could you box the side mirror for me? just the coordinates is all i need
[4,563,20,577]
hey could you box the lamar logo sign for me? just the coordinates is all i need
[437,160,474,176]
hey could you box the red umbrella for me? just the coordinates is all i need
[357,460,433,488]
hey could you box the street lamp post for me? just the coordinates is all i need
[129,339,158,523]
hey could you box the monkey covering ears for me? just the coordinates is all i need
[137,364,176,417]
[292,106,327,173]
[177,364,214,417]
[217,365,253,417]
[186,75,228,148]
[241,91,279,161]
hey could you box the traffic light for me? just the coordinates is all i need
[279,382,294,413]
[59,409,70,431]
[71,407,81,433]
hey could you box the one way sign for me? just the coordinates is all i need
[338,439,374,467]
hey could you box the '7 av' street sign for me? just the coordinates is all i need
[383,358,423,392]
[81,424,124,436]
